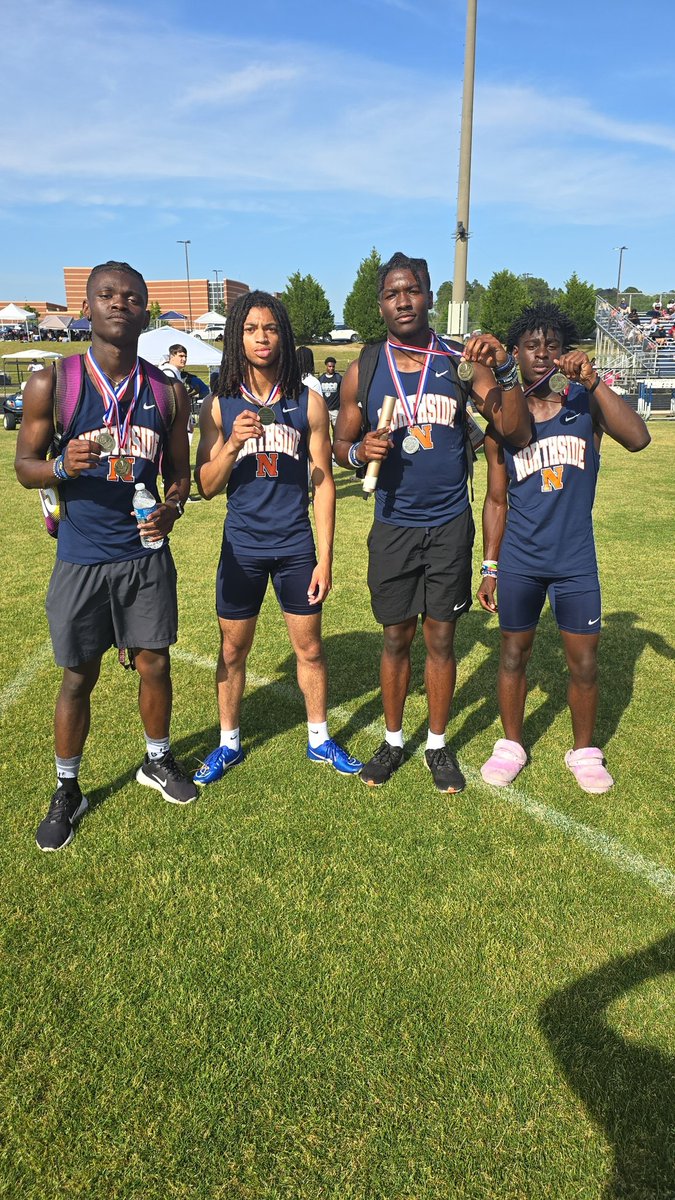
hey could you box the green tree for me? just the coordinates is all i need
[518,275,561,307]
[282,271,333,343]
[560,272,596,340]
[466,278,486,332]
[148,300,162,325]
[479,270,530,344]
[430,280,452,333]
[214,300,228,318]
[343,248,387,343]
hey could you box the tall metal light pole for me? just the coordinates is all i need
[613,245,628,296]
[177,239,193,328]
[448,0,478,338]
[213,268,224,311]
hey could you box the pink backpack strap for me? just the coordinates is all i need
[142,358,176,430]
[53,354,86,444]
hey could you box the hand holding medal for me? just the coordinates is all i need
[554,350,597,392]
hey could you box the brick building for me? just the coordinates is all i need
[63,268,249,323]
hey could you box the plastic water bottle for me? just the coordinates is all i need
[133,482,164,550]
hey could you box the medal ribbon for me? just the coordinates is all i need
[240,381,282,409]
[86,348,141,450]
[523,366,560,397]
[385,334,436,429]
[386,336,466,363]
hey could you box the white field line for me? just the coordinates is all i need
[173,646,675,900]
[0,640,53,720]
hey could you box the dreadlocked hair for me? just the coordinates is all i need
[377,251,431,295]
[507,303,578,353]
[215,291,301,400]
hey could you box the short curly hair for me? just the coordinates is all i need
[507,303,577,352]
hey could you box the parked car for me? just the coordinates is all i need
[3,389,23,430]
[327,325,360,343]
[191,324,224,342]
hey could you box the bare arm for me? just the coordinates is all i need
[333,358,393,469]
[195,395,263,499]
[462,332,532,448]
[556,351,651,452]
[15,366,101,489]
[477,429,508,615]
[307,388,335,604]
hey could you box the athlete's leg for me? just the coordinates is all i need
[497,628,537,744]
[283,611,327,723]
[420,616,457,734]
[380,618,418,732]
[54,657,102,758]
[216,616,258,728]
[134,647,172,739]
[560,630,600,749]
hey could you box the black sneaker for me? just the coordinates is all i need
[36,781,88,852]
[136,750,198,805]
[424,747,466,793]
[360,741,404,786]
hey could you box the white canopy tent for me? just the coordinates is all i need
[38,314,71,331]
[193,311,227,326]
[137,327,222,367]
[0,302,35,337]
[2,348,62,385]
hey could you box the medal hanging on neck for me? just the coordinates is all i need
[86,348,141,481]
[386,336,474,381]
[240,381,282,426]
[385,335,435,455]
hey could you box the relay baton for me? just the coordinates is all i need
[363,394,397,495]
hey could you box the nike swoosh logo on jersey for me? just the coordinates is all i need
[282,406,298,413]
[143,402,156,410]
[562,411,578,423]
[435,370,449,378]
[588,616,601,625]
[453,600,467,611]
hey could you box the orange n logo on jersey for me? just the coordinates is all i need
[410,423,434,450]
[256,452,279,478]
[540,465,564,492]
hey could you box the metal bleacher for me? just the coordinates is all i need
[594,297,675,415]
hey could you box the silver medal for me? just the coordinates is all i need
[402,434,420,455]
[98,430,115,454]
[457,359,474,382]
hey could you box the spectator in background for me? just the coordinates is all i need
[161,342,209,498]
[296,346,322,395]
[319,356,342,429]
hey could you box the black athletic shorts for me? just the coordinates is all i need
[216,541,321,619]
[46,546,178,668]
[367,507,474,626]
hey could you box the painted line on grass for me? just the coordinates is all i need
[173,646,675,899]
[0,640,53,720]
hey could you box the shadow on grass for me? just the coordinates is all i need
[539,933,675,1198]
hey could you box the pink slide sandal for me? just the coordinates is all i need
[480,739,527,786]
[564,747,614,794]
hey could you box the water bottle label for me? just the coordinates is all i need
[136,505,155,522]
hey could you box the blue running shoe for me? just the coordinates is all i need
[306,738,362,775]
[193,744,244,786]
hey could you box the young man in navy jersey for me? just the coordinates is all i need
[477,303,650,793]
[194,290,361,783]
[334,252,531,792]
[16,262,196,851]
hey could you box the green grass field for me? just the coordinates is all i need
[1,411,674,1198]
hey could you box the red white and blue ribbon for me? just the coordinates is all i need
[240,382,282,409]
[522,366,559,397]
[86,348,141,450]
[385,334,436,428]
[386,336,466,363]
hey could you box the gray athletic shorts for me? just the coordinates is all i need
[46,546,178,668]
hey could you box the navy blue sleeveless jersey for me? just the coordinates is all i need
[499,384,600,576]
[366,345,468,527]
[218,387,314,554]
[57,363,168,565]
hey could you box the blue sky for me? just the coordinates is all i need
[3,0,675,317]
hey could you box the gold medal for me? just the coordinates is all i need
[115,456,134,480]
[98,430,115,454]
[457,359,474,382]
[549,372,568,393]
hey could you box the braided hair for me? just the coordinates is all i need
[507,303,578,353]
[215,290,301,399]
[87,261,148,302]
[377,251,431,295]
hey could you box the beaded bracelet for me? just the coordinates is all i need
[348,441,363,469]
[53,454,71,481]
[480,560,498,578]
[493,354,516,380]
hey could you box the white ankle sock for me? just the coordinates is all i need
[220,728,240,750]
[308,721,329,749]
[385,729,404,749]
[426,730,446,751]
[145,736,170,761]
[55,754,81,785]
